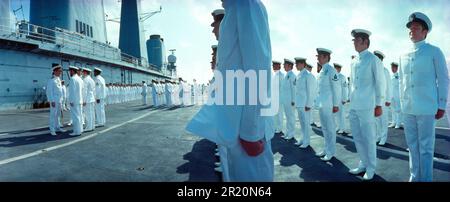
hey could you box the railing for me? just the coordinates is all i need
[0,20,166,75]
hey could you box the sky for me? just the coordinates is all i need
[9,0,450,84]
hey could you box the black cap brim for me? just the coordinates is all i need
[406,19,429,30]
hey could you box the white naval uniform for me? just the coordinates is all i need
[186,0,274,182]
[95,75,107,126]
[310,73,318,125]
[170,83,177,106]
[281,70,296,138]
[142,83,148,105]
[294,69,317,146]
[82,75,96,131]
[46,76,63,133]
[272,70,284,133]
[151,84,159,107]
[60,84,67,128]
[61,84,68,111]
[391,72,402,127]
[349,49,384,173]
[376,67,392,143]
[317,63,340,157]
[335,73,348,132]
[158,84,165,106]
[192,82,198,105]
[399,40,449,182]
[178,83,184,106]
[69,74,84,135]
[105,86,110,104]
[165,83,173,107]
[183,82,191,106]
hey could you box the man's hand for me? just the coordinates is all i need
[374,106,382,117]
[332,106,339,113]
[51,102,55,108]
[435,109,445,120]
[239,138,265,157]
[385,102,391,107]
[291,102,295,107]
[305,106,311,112]
[96,99,100,104]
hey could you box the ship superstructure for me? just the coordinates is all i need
[0,0,176,110]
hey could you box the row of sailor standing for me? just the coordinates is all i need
[46,65,107,136]
[270,12,449,181]
[106,83,144,105]
[144,78,204,107]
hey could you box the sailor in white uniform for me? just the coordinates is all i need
[141,81,148,105]
[400,12,449,182]
[272,60,284,135]
[178,78,185,106]
[192,79,198,105]
[94,68,107,127]
[151,80,159,107]
[211,9,229,177]
[82,68,96,132]
[374,51,392,146]
[186,0,274,181]
[306,63,318,127]
[315,48,340,162]
[68,66,84,136]
[160,80,167,106]
[46,64,66,136]
[294,57,316,148]
[333,63,348,134]
[348,29,384,181]
[60,80,68,128]
[74,68,85,126]
[388,62,402,129]
[281,59,296,140]
[165,80,173,107]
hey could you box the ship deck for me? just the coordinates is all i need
[0,100,449,182]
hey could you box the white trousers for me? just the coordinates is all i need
[319,107,336,156]
[403,114,436,182]
[282,103,295,137]
[49,102,62,132]
[70,104,83,135]
[83,102,95,131]
[95,99,106,126]
[273,103,283,133]
[152,93,159,107]
[227,139,274,182]
[391,98,402,126]
[296,107,311,145]
[142,94,147,105]
[349,109,376,172]
[376,106,389,142]
[335,103,346,131]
